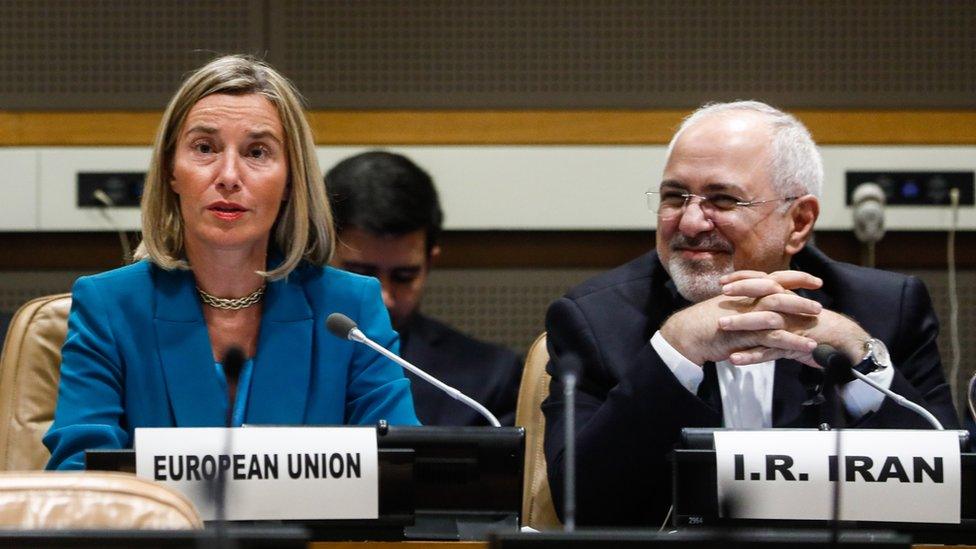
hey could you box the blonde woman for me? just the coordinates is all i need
[45,55,419,470]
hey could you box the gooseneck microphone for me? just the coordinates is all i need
[811,343,847,544]
[812,344,943,430]
[557,355,582,532]
[812,344,856,385]
[221,346,246,428]
[214,346,245,549]
[326,313,501,427]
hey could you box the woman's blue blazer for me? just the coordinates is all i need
[44,259,419,470]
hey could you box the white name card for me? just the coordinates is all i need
[135,426,378,521]
[713,430,961,524]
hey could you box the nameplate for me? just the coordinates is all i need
[713,430,960,524]
[134,426,378,521]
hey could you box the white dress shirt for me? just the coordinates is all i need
[650,330,895,428]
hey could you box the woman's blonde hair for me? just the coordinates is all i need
[134,54,333,279]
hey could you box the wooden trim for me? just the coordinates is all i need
[0,112,162,146]
[2,110,975,146]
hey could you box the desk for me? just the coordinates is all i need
[307,542,972,549]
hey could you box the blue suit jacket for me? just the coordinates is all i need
[44,259,419,470]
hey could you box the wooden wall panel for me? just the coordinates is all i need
[2,110,975,146]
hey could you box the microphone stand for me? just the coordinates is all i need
[562,371,577,532]
[327,314,502,427]
[848,370,943,430]
[826,373,844,547]
[213,347,244,549]
[815,344,850,547]
[813,342,946,547]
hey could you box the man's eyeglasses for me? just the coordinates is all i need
[645,190,798,221]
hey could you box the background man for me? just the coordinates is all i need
[542,101,959,526]
[326,151,523,426]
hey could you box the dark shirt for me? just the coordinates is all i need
[400,313,523,426]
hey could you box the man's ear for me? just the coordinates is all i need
[427,245,442,268]
[785,195,819,256]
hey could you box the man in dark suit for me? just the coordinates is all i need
[326,151,523,426]
[542,101,960,526]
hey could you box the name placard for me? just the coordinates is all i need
[135,426,378,521]
[713,430,960,524]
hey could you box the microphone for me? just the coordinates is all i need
[214,346,245,549]
[327,313,363,343]
[326,313,501,427]
[222,346,246,428]
[813,344,856,385]
[812,344,943,430]
[556,355,582,532]
[811,343,846,545]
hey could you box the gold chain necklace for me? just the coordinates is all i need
[196,285,265,310]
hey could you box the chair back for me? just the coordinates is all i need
[515,333,561,529]
[0,294,71,471]
[0,471,202,529]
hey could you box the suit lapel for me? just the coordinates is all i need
[153,267,226,426]
[246,273,313,425]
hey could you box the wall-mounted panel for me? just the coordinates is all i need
[319,146,661,230]
[10,145,976,232]
[0,149,38,230]
[819,147,976,230]
[37,148,149,230]
[320,145,976,231]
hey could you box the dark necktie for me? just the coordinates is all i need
[696,361,723,414]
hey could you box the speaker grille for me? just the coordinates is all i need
[1,1,973,109]
[423,268,603,353]
[0,0,262,108]
[914,269,976,419]
[272,0,976,108]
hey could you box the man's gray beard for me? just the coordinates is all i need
[667,256,734,303]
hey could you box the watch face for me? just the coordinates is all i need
[868,338,891,369]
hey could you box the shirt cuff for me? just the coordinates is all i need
[650,330,704,395]
[840,362,895,420]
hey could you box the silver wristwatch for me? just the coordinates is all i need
[854,337,891,374]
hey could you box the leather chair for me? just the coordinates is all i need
[0,293,71,471]
[0,296,203,529]
[514,333,561,529]
[0,471,202,529]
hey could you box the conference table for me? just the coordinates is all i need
[308,541,488,549]
[78,426,976,547]
[305,542,963,548]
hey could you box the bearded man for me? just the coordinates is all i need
[541,101,959,526]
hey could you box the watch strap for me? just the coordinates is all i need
[853,357,877,375]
